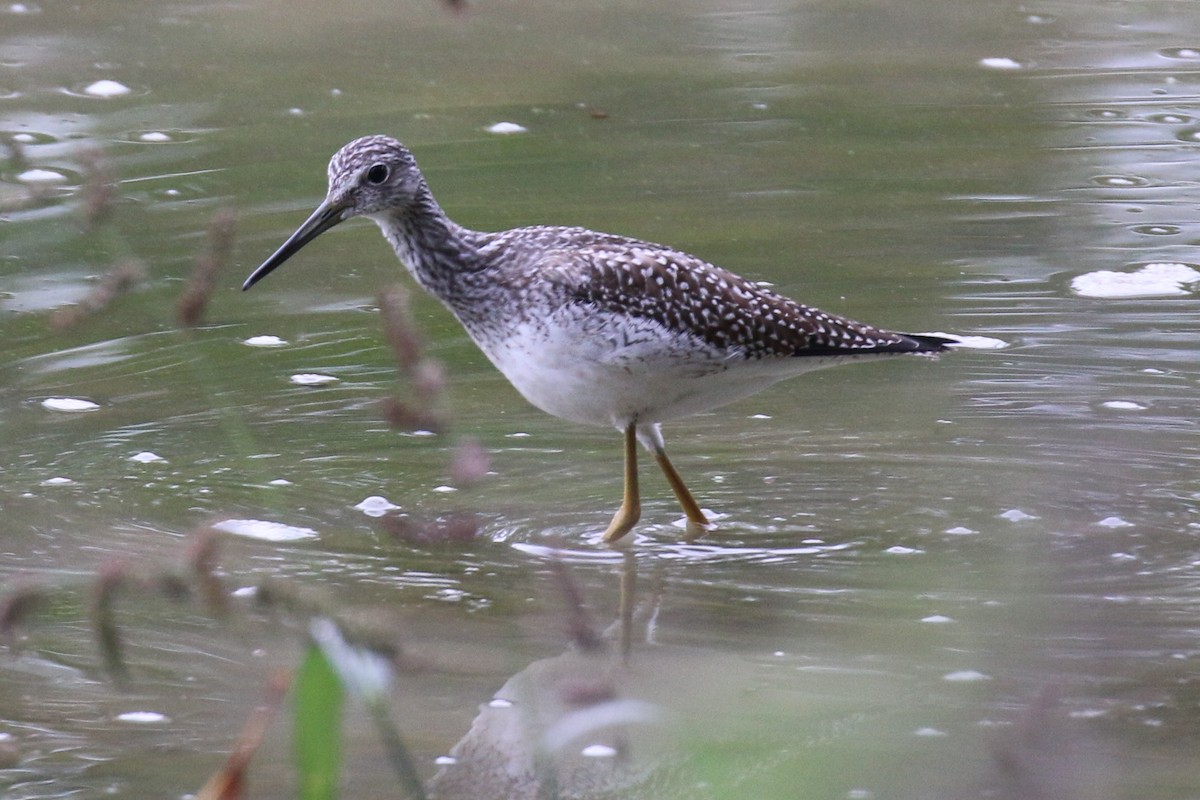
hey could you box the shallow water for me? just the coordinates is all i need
[2,0,1200,797]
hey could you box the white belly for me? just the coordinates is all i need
[469,307,851,429]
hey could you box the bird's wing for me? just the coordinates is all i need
[537,241,936,360]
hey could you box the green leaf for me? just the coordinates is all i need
[293,644,345,800]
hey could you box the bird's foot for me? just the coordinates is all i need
[601,501,640,543]
[681,516,711,542]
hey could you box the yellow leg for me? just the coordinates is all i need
[602,423,641,542]
[652,444,710,538]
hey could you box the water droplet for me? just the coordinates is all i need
[1096,516,1133,529]
[943,669,990,682]
[129,451,166,463]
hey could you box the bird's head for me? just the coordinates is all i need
[243,135,425,290]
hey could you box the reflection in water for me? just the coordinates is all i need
[426,553,649,799]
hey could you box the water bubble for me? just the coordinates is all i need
[1175,127,1200,142]
[129,451,166,463]
[2,130,56,145]
[1159,47,1200,60]
[41,397,99,412]
[16,167,68,185]
[82,79,131,97]
[290,373,339,386]
[1130,224,1179,236]
[1091,174,1150,187]
[116,711,169,724]
[354,496,401,517]
[212,518,318,542]
[1096,516,1133,529]
[127,130,195,144]
[1146,112,1190,124]
[1101,400,1146,411]
[243,335,287,347]
[1070,262,1200,298]
[486,121,527,135]
[580,744,618,758]
[979,56,1024,70]
[943,669,991,682]
[1085,108,1125,120]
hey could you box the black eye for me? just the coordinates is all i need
[365,164,389,184]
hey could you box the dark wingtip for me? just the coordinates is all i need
[904,333,958,354]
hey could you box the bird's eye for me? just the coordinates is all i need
[365,164,389,184]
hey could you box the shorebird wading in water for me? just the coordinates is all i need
[243,135,955,542]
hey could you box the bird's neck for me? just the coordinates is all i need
[372,189,486,300]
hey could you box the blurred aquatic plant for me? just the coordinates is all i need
[378,284,451,433]
[48,259,147,330]
[78,145,117,231]
[179,207,237,326]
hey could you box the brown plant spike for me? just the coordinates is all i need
[178,208,237,326]
[49,260,147,330]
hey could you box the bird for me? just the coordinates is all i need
[243,135,955,542]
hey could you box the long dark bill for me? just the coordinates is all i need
[242,199,350,291]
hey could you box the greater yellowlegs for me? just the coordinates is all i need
[244,135,953,542]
